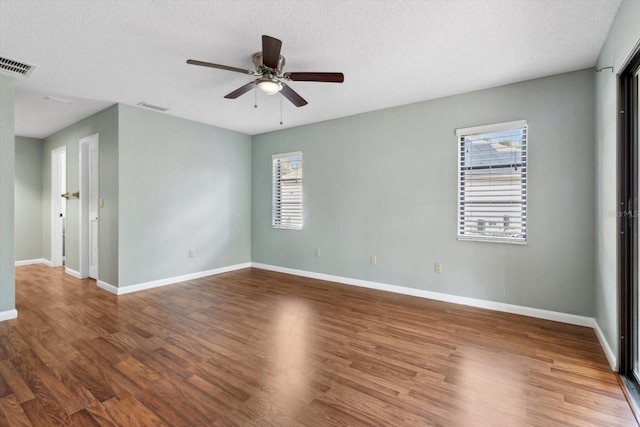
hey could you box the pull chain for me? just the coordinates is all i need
[280,93,283,125]
[254,89,257,109]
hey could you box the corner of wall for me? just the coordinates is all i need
[0,74,16,315]
[594,318,618,371]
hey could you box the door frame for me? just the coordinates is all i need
[51,146,66,267]
[618,43,640,414]
[79,133,99,279]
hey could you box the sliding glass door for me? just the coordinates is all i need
[634,67,640,384]
[620,46,640,409]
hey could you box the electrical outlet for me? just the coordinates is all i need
[435,262,442,273]
[189,249,194,258]
[370,255,377,265]
[315,248,321,257]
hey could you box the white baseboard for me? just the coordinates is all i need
[65,268,82,279]
[15,259,615,368]
[101,262,252,296]
[251,263,595,328]
[97,280,118,295]
[594,320,618,371]
[0,309,18,321]
[15,258,52,267]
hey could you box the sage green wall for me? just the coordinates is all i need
[15,136,44,261]
[43,105,119,286]
[252,69,595,316]
[595,0,640,367]
[117,105,251,288]
[0,74,15,313]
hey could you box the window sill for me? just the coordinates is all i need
[457,236,527,245]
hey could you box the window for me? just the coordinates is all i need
[456,120,527,244]
[272,151,303,230]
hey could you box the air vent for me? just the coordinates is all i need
[137,102,169,112]
[0,57,38,77]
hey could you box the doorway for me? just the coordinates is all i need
[51,146,66,267]
[79,134,99,279]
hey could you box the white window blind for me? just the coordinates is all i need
[456,120,527,244]
[272,151,303,230]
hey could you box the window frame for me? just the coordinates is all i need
[456,120,528,245]
[272,151,303,230]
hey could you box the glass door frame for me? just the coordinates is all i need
[619,43,640,416]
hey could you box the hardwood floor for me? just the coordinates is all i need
[0,264,636,426]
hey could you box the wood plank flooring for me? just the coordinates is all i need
[0,264,636,426]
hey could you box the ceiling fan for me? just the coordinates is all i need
[187,35,344,107]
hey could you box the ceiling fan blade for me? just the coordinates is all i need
[224,81,256,99]
[280,83,308,107]
[262,35,282,69]
[285,72,344,83]
[187,59,255,75]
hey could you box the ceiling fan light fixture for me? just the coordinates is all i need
[256,78,282,95]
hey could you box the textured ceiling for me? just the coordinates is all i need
[0,0,621,139]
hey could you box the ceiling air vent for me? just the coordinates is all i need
[0,56,38,77]
[137,102,169,112]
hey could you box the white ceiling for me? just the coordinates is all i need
[0,0,621,139]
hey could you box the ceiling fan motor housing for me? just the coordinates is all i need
[253,52,286,74]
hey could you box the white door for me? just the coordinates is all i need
[51,147,66,267]
[88,140,99,279]
[79,134,99,279]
